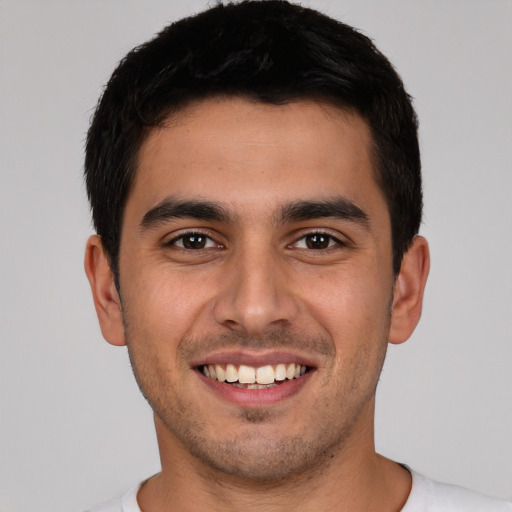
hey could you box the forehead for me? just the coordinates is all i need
[127,97,386,223]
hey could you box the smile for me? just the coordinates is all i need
[200,363,308,389]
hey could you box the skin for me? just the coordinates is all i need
[85,98,429,511]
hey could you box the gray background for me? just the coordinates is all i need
[1,1,511,510]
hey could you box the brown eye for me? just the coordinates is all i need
[173,233,216,249]
[304,233,332,249]
[183,234,206,249]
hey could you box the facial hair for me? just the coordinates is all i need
[124,324,388,483]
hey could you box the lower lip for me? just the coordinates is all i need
[197,370,313,407]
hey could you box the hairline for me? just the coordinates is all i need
[109,93,392,285]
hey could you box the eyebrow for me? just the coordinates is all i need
[140,197,234,231]
[139,195,370,232]
[278,197,370,228]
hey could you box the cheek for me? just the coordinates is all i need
[122,264,210,339]
[301,267,391,339]
[121,278,193,403]
[299,266,392,394]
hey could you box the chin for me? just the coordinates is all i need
[160,411,347,483]
[194,437,332,482]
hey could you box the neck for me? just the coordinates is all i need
[137,405,411,512]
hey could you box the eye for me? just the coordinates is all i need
[293,233,340,250]
[171,232,218,250]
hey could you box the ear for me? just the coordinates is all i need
[389,236,430,345]
[84,235,126,346]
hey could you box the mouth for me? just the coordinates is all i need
[199,363,309,390]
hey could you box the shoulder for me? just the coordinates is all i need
[403,469,512,512]
[83,484,141,512]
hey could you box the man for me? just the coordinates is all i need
[83,1,511,510]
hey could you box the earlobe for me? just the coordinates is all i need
[388,236,430,345]
[84,235,126,346]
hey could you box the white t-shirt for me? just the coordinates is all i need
[84,469,512,511]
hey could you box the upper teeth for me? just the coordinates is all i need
[202,363,307,385]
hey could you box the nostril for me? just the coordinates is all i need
[212,269,300,334]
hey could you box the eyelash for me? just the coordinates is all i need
[291,231,345,251]
[166,230,345,251]
[167,230,222,250]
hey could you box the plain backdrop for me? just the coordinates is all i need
[1,1,511,510]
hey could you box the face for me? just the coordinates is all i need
[114,98,399,480]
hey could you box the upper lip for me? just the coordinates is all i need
[190,350,318,369]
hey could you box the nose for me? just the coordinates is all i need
[212,245,300,335]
